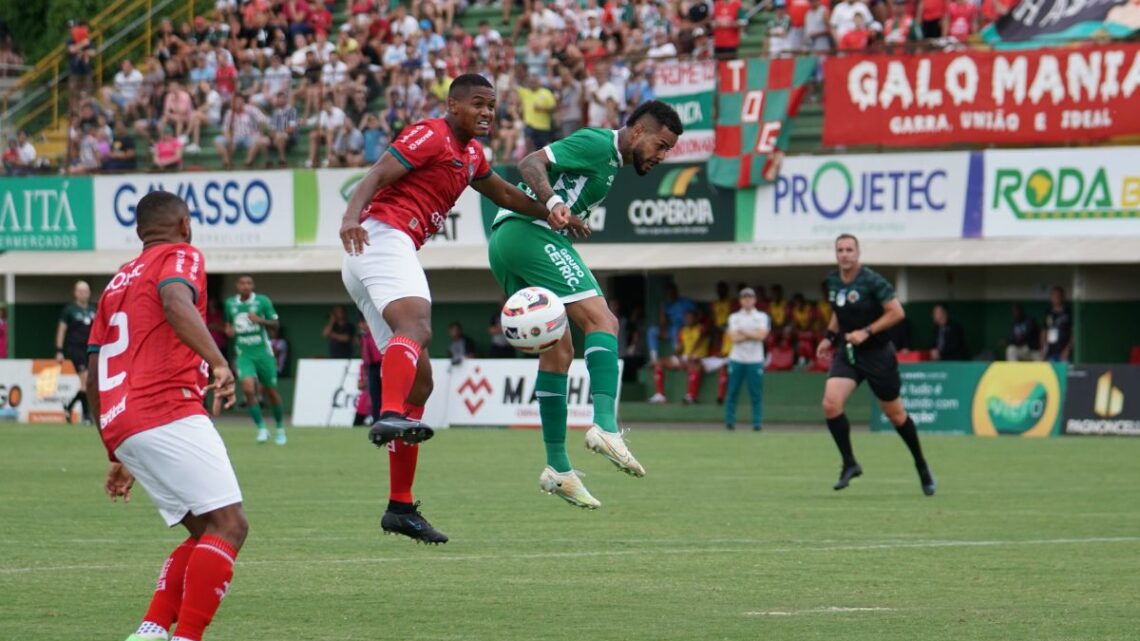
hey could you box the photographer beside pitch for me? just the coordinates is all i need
[816,234,935,496]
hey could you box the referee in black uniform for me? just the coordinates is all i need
[816,235,935,495]
[55,280,96,424]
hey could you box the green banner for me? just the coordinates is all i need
[872,362,1068,437]
[0,177,94,250]
[483,164,734,243]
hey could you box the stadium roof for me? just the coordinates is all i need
[1,237,1137,275]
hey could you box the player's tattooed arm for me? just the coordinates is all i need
[473,172,567,229]
[518,150,556,204]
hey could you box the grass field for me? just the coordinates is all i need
[1,423,1138,641]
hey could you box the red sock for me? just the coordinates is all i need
[173,535,237,641]
[380,336,421,415]
[717,367,728,402]
[653,364,665,395]
[687,368,702,399]
[387,402,423,503]
[140,537,196,631]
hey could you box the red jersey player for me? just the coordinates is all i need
[86,191,243,641]
[338,74,574,544]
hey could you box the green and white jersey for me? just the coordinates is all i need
[224,293,278,358]
[493,128,623,231]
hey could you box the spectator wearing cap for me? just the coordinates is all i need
[517,73,557,153]
[712,0,747,58]
[724,287,770,431]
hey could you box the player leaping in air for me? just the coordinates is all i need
[87,191,245,641]
[487,100,683,508]
[338,73,572,544]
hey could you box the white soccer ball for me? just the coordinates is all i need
[500,287,568,354]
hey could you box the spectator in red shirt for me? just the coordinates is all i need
[981,0,1013,25]
[712,0,747,58]
[943,0,978,41]
[788,0,812,50]
[215,56,238,99]
[839,12,872,50]
[309,4,333,34]
[917,0,946,38]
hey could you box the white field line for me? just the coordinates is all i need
[1,536,1137,576]
[746,606,897,616]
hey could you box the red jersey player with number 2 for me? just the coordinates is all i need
[86,191,245,641]
[339,74,576,544]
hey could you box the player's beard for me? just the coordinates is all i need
[632,148,650,176]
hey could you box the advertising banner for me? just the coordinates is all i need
[872,362,1066,437]
[486,164,734,242]
[983,147,1140,237]
[295,168,486,247]
[823,45,1140,147]
[708,57,816,188]
[0,177,94,250]
[753,152,978,241]
[445,358,621,427]
[1064,365,1140,436]
[0,360,82,423]
[982,0,1140,49]
[653,60,716,163]
[94,171,294,249]
[292,359,449,428]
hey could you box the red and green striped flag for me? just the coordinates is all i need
[707,57,816,188]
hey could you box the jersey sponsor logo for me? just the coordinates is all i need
[544,243,586,288]
[406,128,434,151]
[105,263,146,293]
[100,395,127,429]
[112,178,273,227]
[848,291,860,304]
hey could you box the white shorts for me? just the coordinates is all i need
[341,219,431,353]
[114,415,243,527]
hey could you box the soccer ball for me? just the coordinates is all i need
[500,287,568,354]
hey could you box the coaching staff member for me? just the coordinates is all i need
[815,234,935,496]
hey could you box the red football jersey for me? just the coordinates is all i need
[88,242,210,460]
[361,118,492,249]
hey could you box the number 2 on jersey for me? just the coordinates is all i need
[98,312,129,391]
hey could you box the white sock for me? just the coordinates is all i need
[134,620,168,639]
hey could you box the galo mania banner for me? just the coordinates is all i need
[823,43,1140,147]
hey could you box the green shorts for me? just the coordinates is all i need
[487,218,603,303]
[236,350,278,389]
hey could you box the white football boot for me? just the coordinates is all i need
[539,466,601,509]
[585,425,646,477]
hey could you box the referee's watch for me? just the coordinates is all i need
[863,325,874,336]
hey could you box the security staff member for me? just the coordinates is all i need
[815,234,935,496]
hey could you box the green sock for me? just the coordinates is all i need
[249,402,265,430]
[536,370,571,473]
[272,402,284,429]
[584,332,620,433]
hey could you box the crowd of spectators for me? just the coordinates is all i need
[3,0,1018,175]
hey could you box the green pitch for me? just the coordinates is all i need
[1,424,1138,641]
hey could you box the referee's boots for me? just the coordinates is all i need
[833,463,863,491]
[917,462,937,496]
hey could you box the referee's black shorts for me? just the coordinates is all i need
[65,344,89,373]
[828,342,902,402]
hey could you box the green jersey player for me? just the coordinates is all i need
[487,101,683,508]
[224,275,285,444]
